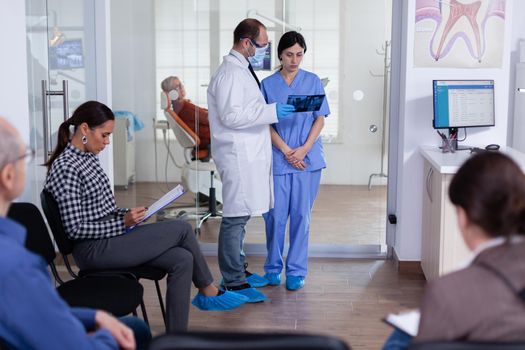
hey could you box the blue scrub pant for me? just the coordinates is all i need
[263,170,322,277]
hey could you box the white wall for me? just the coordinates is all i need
[110,0,172,182]
[0,1,30,144]
[392,0,516,261]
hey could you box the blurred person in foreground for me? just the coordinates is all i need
[383,151,525,349]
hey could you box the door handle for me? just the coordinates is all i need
[426,167,433,202]
[41,80,69,161]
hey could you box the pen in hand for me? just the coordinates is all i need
[124,207,148,227]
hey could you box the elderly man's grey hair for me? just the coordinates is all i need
[160,76,180,93]
[0,119,21,170]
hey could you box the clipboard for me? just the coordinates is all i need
[126,184,186,232]
[382,309,420,337]
[286,94,326,112]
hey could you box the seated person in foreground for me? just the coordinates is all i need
[383,151,525,349]
[0,117,149,350]
[161,76,211,160]
[43,101,248,333]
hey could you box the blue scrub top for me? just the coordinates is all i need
[261,69,330,175]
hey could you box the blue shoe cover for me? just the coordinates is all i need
[246,273,269,288]
[264,273,281,286]
[191,290,249,311]
[286,276,305,291]
[232,287,268,303]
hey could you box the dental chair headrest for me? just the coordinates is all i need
[160,90,179,110]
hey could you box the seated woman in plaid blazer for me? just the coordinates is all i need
[44,101,248,332]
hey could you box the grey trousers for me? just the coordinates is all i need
[72,220,213,332]
[218,215,251,287]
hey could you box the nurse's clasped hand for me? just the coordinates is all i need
[276,103,296,120]
[286,146,308,170]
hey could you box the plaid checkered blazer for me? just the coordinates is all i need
[45,144,128,240]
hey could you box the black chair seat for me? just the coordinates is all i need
[148,332,351,350]
[57,276,144,317]
[7,203,144,320]
[41,189,168,329]
[79,265,166,280]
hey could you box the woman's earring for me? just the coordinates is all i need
[81,135,87,145]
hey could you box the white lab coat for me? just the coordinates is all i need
[207,50,278,217]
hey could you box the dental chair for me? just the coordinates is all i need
[160,91,222,235]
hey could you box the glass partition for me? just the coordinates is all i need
[25,0,98,204]
[129,0,393,257]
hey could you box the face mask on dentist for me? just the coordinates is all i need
[244,38,268,66]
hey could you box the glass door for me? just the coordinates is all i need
[151,0,393,258]
[25,0,98,204]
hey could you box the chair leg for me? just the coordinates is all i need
[197,211,213,229]
[140,301,149,326]
[154,280,167,329]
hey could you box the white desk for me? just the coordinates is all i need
[420,146,525,174]
[419,146,525,280]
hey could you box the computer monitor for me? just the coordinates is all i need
[49,39,84,70]
[433,79,495,150]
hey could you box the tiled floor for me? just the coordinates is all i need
[116,182,387,246]
[139,256,425,350]
[115,182,423,349]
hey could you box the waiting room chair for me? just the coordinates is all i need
[408,342,525,349]
[40,189,168,328]
[160,91,221,235]
[147,331,351,350]
[7,202,144,317]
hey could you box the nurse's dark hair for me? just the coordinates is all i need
[233,18,265,43]
[44,101,114,171]
[277,31,307,61]
[448,152,525,238]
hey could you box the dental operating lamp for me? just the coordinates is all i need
[246,9,302,32]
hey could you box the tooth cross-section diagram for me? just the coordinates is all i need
[415,0,506,68]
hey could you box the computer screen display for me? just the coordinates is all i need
[49,39,84,70]
[433,80,495,129]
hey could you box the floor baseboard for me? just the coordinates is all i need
[392,248,424,277]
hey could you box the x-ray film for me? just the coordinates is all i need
[287,94,325,112]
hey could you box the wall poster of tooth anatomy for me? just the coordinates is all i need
[414,0,506,68]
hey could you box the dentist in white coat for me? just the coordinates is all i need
[207,18,295,302]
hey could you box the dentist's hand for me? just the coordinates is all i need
[276,103,295,120]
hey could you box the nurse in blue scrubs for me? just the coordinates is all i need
[261,31,330,291]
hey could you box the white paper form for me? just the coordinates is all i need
[126,184,185,232]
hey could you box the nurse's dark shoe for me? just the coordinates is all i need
[264,272,281,286]
[225,283,268,303]
[219,274,269,289]
[286,276,305,291]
